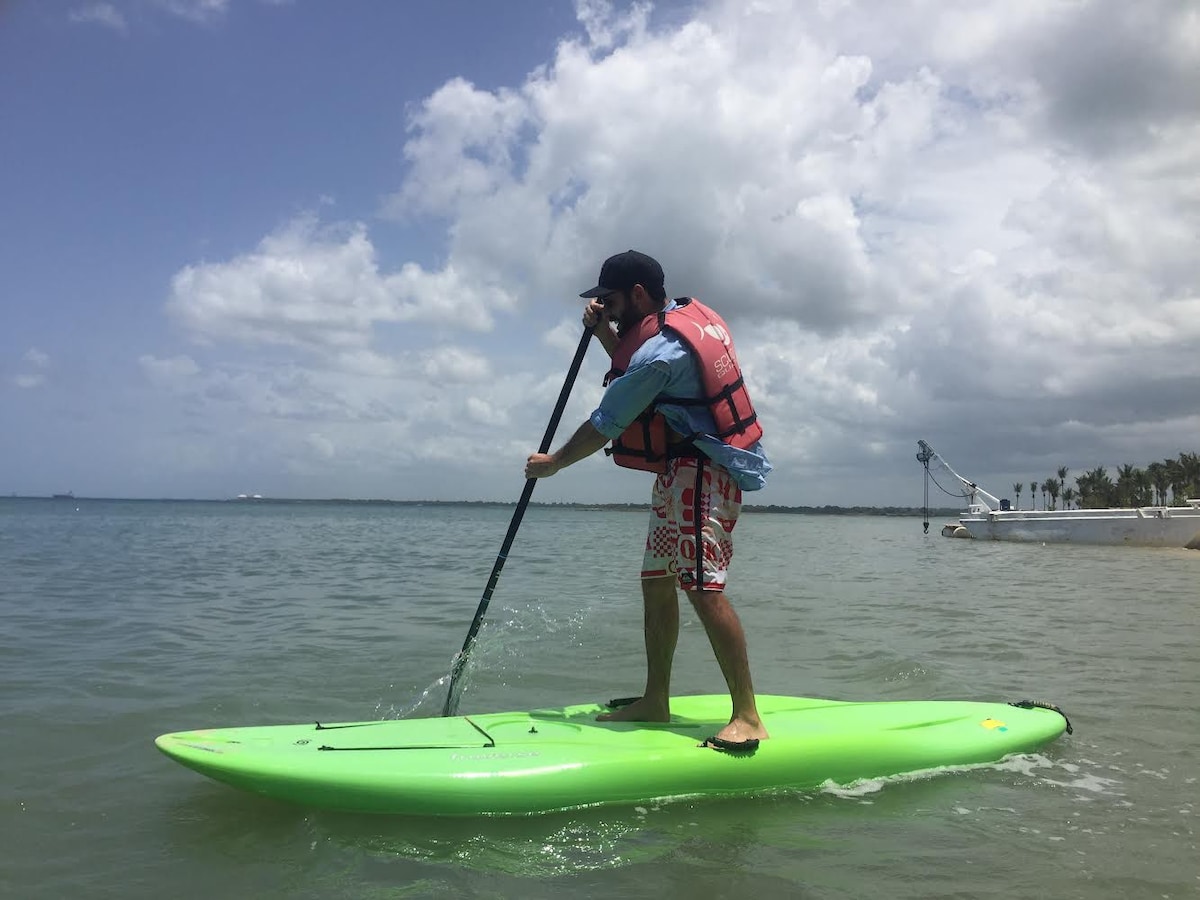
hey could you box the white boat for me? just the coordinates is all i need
[917,440,1200,549]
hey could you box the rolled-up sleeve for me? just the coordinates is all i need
[589,360,672,439]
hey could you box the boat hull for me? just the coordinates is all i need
[959,507,1200,548]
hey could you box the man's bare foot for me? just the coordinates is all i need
[596,696,671,722]
[708,715,769,745]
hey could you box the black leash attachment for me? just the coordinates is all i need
[1009,699,1074,734]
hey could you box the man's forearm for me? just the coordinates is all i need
[524,419,611,480]
[553,420,611,468]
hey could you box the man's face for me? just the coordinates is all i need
[601,288,639,334]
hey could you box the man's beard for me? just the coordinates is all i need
[613,305,642,336]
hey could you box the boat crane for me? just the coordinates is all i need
[916,439,1003,513]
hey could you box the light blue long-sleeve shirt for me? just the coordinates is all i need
[588,307,771,491]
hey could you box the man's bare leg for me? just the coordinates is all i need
[687,589,769,743]
[596,575,677,722]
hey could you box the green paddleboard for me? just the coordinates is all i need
[155,694,1071,816]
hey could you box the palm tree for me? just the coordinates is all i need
[1046,477,1061,511]
[1134,468,1153,507]
[1077,467,1114,508]
[1147,462,1168,506]
[1179,451,1200,500]
[1075,471,1092,507]
[1166,457,1187,504]
[1115,464,1139,507]
[997,455,1200,508]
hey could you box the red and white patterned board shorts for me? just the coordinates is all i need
[641,457,742,592]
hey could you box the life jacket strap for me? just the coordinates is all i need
[659,374,758,439]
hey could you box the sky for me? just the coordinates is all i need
[2,0,1198,506]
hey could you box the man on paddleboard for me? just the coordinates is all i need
[525,250,772,751]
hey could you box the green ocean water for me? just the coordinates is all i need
[1,498,1196,899]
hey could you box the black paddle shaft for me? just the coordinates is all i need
[442,325,594,717]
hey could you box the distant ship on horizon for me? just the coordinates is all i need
[234,494,265,500]
[52,491,75,500]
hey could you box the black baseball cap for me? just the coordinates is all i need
[579,250,665,298]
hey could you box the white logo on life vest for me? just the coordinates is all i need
[691,322,731,345]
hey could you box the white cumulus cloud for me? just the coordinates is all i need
[152,0,1200,503]
[167,215,517,354]
[68,3,128,33]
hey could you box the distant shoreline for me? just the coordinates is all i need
[2,495,962,517]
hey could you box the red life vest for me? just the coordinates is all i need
[602,298,762,473]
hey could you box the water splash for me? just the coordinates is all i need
[373,675,449,720]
